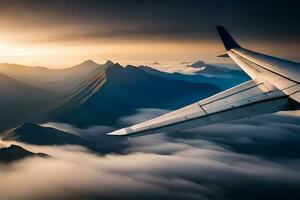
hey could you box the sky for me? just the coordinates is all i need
[0,0,300,68]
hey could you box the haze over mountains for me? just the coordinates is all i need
[155,60,249,78]
[0,60,111,130]
[138,64,248,89]
[187,60,245,78]
[57,63,221,127]
[0,73,55,129]
[0,59,244,131]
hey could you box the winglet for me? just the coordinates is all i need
[217,53,229,58]
[217,26,240,50]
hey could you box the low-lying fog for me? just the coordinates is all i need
[1,110,300,200]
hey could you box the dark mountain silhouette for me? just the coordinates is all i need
[3,123,91,146]
[2,123,127,153]
[187,60,207,68]
[55,64,221,127]
[0,144,48,163]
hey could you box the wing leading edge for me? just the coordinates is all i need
[108,26,300,137]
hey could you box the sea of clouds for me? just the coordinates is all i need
[1,110,300,200]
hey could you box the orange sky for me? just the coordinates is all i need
[0,38,226,68]
[0,1,299,69]
[1,33,299,69]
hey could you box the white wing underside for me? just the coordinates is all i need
[109,28,300,136]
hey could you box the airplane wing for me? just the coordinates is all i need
[108,26,300,137]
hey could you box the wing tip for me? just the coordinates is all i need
[107,128,128,136]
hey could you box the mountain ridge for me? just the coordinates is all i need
[54,63,221,127]
[0,59,231,131]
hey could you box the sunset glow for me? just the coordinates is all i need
[0,1,299,68]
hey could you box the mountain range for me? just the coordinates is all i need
[0,59,250,154]
[138,64,249,89]
[0,60,234,130]
[56,64,221,127]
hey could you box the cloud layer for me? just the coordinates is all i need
[1,111,300,200]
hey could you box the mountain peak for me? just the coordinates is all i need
[82,59,99,65]
[104,60,114,66]
[188,60,207,68]
[0,144,49,163]
[69,59,101,71]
